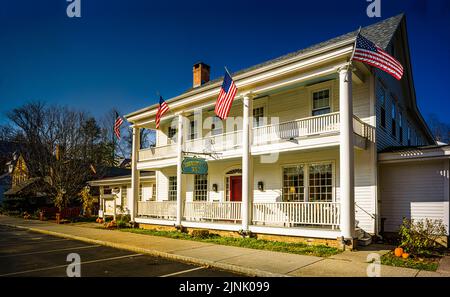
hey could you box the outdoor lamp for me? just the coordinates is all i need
[258,181,264,191]
[212,183,218,192]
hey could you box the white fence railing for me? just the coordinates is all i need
[184,201,242,222]
[185,130,242,154]
[252,112,340,145]
[252,202,340,228]
[138,113,375,162]
[353,116,375,142]
[139,144,177,162]
[137,201,177,219]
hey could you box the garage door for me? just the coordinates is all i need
[380,160,448,232]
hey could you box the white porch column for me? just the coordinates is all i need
[176,114,184,226]
[242,93,253,231]
[130,126,141,222]
[339,65,355,239]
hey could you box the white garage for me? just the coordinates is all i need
[378,145,450,234]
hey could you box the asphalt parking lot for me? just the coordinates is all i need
[0,225,241,277]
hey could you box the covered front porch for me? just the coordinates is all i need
[136,200,340,229]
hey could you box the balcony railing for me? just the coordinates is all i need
[138,113,375,162]
[139,143,177,162]
[185,130,242,154]
[137,201,177,219]
[253,112,340,145]
[184,201,242,223]
[252,202,340,228]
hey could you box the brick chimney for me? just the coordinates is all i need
[193,62,210,88]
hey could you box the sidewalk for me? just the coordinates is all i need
[0,215,448,277]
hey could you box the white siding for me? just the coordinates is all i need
[153,146,377,234]
[380,160,449,233]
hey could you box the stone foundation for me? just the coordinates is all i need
[137,223,343,249]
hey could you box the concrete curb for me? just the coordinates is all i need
[0,222,288,277]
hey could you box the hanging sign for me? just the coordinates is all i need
[181,157,208,175]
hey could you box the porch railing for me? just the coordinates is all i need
[138,113,375,162]
[137,201,177,219]
[183,201,242,223]
[139,143,177,162]
[252,112,340,145]
[252,202,340,228]
[184,130,242,154]
[353,116,375,142]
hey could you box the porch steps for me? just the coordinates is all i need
[356,228,372,247]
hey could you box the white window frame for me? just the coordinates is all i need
[167,126,177,144]
[194,174,208,201]
[311,88,332,116]
[168,176,177,201]
[280,160,335,203]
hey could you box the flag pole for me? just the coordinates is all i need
[224,66,243,102]
[349,26,362,63]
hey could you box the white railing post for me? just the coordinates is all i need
[242,93,253,232]
[339,65,356,240]
[130,126,140,222]
[176,114,184,226]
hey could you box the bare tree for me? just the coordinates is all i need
[7,102,115,209]
[428,114,450,144]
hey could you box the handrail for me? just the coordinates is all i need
[252,112,340,131]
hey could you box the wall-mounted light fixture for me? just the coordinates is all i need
[258,181,264,191]
[212,183,218,192]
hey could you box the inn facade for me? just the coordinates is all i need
[120,14,449,248]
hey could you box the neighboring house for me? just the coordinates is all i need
[88,171,155,219]
[124,14,448,247]
[3,154,52,210]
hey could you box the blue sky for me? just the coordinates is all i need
[0,0,449,126]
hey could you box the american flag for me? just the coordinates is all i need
[352,33,404,80]
[114,112,123,140]
[214,70,238,120]
[155,96,169,129]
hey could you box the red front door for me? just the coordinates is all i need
[230,176,242,202]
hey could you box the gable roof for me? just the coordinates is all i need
[126,14,404,118]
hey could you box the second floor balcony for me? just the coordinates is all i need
[138,112,375,165]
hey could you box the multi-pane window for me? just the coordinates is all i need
[168,176,177,201]
[312,89,331,116]
[152,184,156,200]
[211,116,223,135]
[309,164,332,202]
[121,186,127,207]
[225,177,230,201]
[194,175,208,201]
[138,184,142,201]
[189,120,198,140]
[253,107,264,127]
[168,126,177,144]
[399,111,403,144]
[407,124,412,146]
[282,166,305,202]
[379,88,386,128]
[391,101,397,137]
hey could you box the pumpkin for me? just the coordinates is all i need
[394,247,404,257]
[402,253,410,259]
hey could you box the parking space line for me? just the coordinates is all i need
[0,253,144,277]
[159,266,206,277]
[0,245,101,258]
[0,238,70,247]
